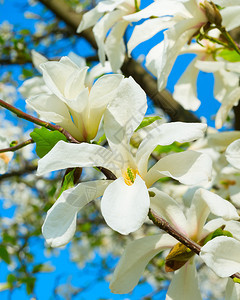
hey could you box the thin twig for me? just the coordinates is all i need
[0,139,34,153]
[0,99,79,143]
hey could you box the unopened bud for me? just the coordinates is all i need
[203,0,222,26]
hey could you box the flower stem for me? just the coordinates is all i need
[218,27,240,55]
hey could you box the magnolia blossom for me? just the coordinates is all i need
[110,188,239,298]
[172,32,240,114]
[200,219,240,278]
[77,0,140,71]
[0,135,13,174]
[21,55,124,141]
[214,0,240,31]
[125,0,214,91]
[36,77,211,247]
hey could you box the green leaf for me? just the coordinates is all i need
[0,245,11,264]
[30,127,67,158]
[154,142,190,154]
[135,116,161,131]
[7,274,16,287]
[218,49,240,62]
[57,169,75,198]
[203,227,233,245]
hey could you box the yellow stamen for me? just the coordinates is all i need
[0,153,10,164]
[123,168,140,186]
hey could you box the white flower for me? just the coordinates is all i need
[126,0,212,91]
[226,138,240,169]
[0,135,13,174]
[20,55,124,141]
[172,30,239,114]
[77,0,140,71]
[214,0,240,31]
[36,76,211,247]
[110,188,239,296]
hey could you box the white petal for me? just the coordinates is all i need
[105,20,128,72]
[216,87,240,129]
[93,9,124,65]
[31,50,48,73]
[221,7,240,31]
[104,77,147,164]
[226,139,240,169]
[150,188,188,235]
[19,77,49,99]
[194,60,225,73]
[101,175,149,234]
[145,151,212,187]
[77,6,103,33]
[225,278,240,300]
[127,18,173,55]
[110,234,177,294]
[146,42,164,78]
[166,261,202,300]
[207,131,240,149]
[136,122,207,177]
[157,19,198,90]
[37,141,121,176]
[173,58,200,111]
[200,236,240,277]
[186,189,239,240]
[42,180,111,247]
[85,61,114,87]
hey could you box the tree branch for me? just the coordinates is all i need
[0,99,79,143]
[0,139,34,153]
[37,0,200,123]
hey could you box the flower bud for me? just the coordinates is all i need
[203,0,222,26]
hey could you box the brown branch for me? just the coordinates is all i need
[37,0,200,123]
[0,165,37,181]
[148,208,201,255]
[0,139,34,153]
[148,208,240,282]
[0,99,79,143]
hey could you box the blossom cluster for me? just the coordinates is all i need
[1,0,240,298]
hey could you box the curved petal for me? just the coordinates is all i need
[105,20,128,72]
[101,175,149,234]
[226,139,240,169]
[145,151,212,188]
[42,180,111,247]
[19,77,49,99]
[77,6,103,33]
[136,122,207,177]
[146,42,164,77]
[150,188,188,235]
[200,236,240,277]
[93,9,124,66]
[221,7,240,31]
[104,77,147,165]
[157,19,199,90]
[173,58,200,111]
[31,50,48,73]
[186,189,239,240]
[37,141,121,176]
[225,278,240,300]
[110,234,177,294]
[166,261,202,300]
[215,87,240,129]
[127,17,174,55]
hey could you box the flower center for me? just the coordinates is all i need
[123,167,140,186]
[0,153,10,164]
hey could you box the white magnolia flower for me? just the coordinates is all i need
[172,31,240,114]
[36,77,211,247]
[126,0,214,91]
[0,135,13,174]
[200,218,240,278]
[110,188,239,297]
[77,0,140,71]
[21,55,124,141]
